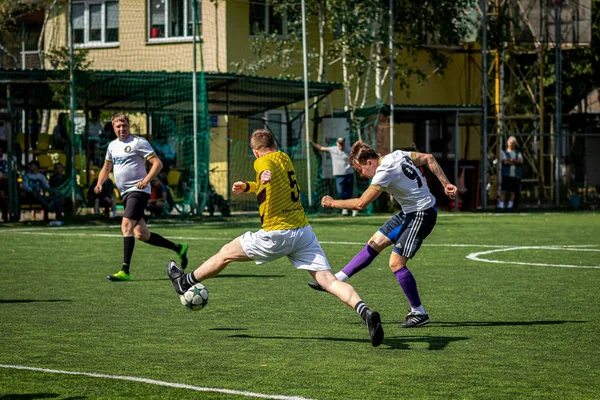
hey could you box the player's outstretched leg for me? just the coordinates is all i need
[363,307,384,347]
[312,270,384,347]
[167,260,189,295]
[307,280,326,292]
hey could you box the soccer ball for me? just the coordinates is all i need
[180,283,209,311]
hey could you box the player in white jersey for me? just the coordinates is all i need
[95,113,189,281]
[310,141,457,328]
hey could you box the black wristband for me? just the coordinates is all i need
[243,182,250,192]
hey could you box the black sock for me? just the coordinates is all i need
[123,236,135,274]
[144,232,179,252]
[354,301,369,321]
[181,272,199,291]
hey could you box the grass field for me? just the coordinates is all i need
[1,212,599,399]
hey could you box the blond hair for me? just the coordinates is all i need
[250,129,276,151]
[111,113,130,126]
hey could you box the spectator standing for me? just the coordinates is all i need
[310,137,357,216]
[28,110,41,151]
[87,109,103,166]
[497,136,523,212]
[51,113,69,151]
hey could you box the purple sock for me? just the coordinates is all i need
[340,245,380,278]
[394,267,421,309]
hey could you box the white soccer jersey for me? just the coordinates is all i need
[370,150,436,213]
[106,135,155,195]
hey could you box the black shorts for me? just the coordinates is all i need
[122,191,150,221]
[501,176,521,193]
[379,207,437,259]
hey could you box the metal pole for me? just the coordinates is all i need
[192,0,199,214]
[388,0,395,152]
[6,84,18,221]
[68,0,77,209]
[554,0,562,206]
[480,0,488,209]
[539,0,546,206]
[226,87,231,201]
[454,111,459,211]
[301,0,312,208]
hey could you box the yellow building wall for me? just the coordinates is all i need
[45,0,223,72]
[43,0,482,200]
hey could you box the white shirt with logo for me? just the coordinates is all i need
[106,135,155,195]
[371,150,436,213]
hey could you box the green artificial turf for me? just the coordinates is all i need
[0,212,598,399]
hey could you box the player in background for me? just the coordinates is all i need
[95,113,188,281]
[308,141,457,328]
[167,129,384,347]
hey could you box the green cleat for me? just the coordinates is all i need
[178,243,189,270]
[107,270,131,281]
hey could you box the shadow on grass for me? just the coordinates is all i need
[213,274,286,279]
[0,300,72,304]
[431,320,586,327]
[209,327,248,331]
[382,336,470,350]
[120,274,286,282]
[0,394,86,399]
[228,333,469,350]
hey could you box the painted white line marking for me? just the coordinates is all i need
[4,228,598,269]
[0,364,315,400]
[466,246,600,269]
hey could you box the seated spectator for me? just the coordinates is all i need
[88,169,118,217]
[148,177,174,218]
[152,134,176,173]
[49,162,71,213]
[22,160,63,222]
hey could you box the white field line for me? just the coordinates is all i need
[2,229,598,249]
[466,246,600,269]
[0,230,533,247]
[3,228,598,268]
[0,211,540,234]
[0,364,315,400]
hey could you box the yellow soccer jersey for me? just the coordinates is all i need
[245,151,309,231]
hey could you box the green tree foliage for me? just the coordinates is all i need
[232,0,477,110]
[0,0,43,67]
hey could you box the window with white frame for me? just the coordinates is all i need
[248,110,304,158]
[148,0,201,40]
[73,1,119,46]
[249,0,287,37]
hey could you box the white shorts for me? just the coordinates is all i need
[239,225,331,271]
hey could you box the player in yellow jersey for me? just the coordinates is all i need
[167,129,384,347]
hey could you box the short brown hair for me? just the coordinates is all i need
[349,140,379,166]
[250,129,276,151]
[111,113,129,125]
